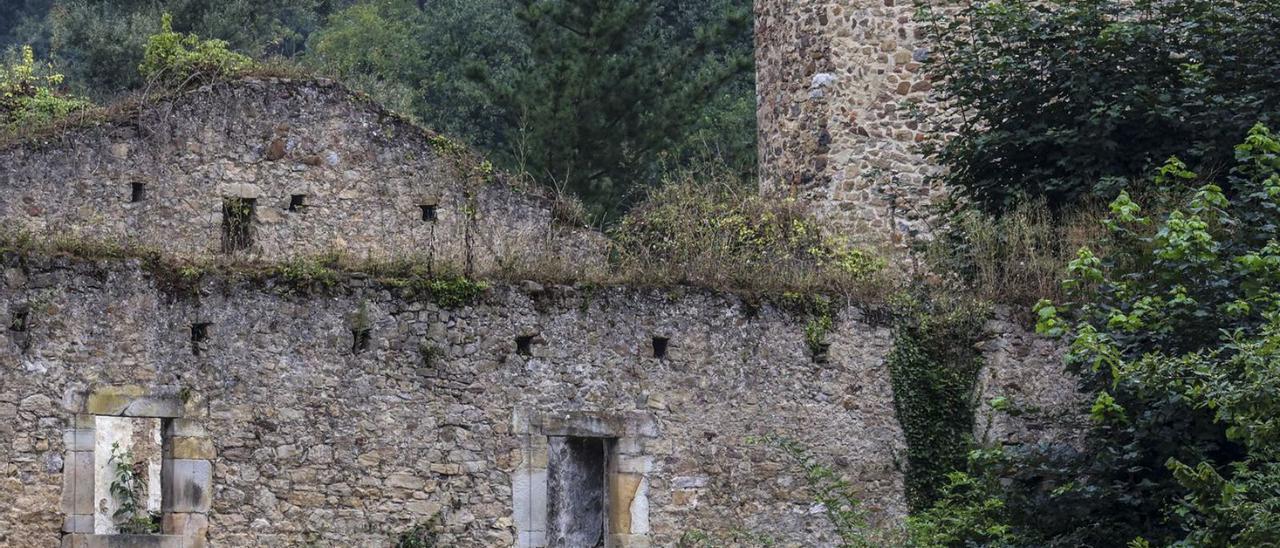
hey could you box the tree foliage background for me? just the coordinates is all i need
[910,1,1280,546]
[922,0,1280,214]
[0,0,756,219]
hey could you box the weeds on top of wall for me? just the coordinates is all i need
[0,46,93,137]
[922,197,1112,316]
[611,171,891,300]
[139,13,255,89]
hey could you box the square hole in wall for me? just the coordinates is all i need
[288,194,306,212]
[352,328,372,354]
[420,204,438,222]
[220,198,255,253]
[190,323,211,356]
[93,416,163,534]
[130,183,146,203]
[515,335,533,356]
[9,305,29,332]
[652,336,669,359]
[812,342,831,364]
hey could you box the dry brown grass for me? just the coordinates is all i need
[924,200,1111,309]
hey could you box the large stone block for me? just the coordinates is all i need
[511,468,547,541]
[167,437,215,460]
[63,513,94,534]
[161,512,208,541]
[85,386,183,418]
[64,428,95,451]
[161,459,212,513]
[61,450,94,516]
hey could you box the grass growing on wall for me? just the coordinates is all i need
[886,289,991,511]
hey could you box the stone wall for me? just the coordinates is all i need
[1,256,911,546]
[755,0,956,247]
[0,78,599,270]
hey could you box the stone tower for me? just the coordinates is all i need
[755,0,951,247]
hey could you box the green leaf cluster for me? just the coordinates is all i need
[0,45,90,128]
[886,291,990,511]
[938,125,1280,546]
[139,13,254,87]
[923,0,1280,213]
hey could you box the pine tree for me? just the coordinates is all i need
[473,0,751,218]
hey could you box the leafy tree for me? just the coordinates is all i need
[0,44,90,129]
[305,0,523,152]
[922,0,1280,213]
[1001,124,1280,545]
[473,0,753,218]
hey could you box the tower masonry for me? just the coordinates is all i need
[755,0,955,247]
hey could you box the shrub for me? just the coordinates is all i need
[611,172,887,295]
[907,469,1013,548]
[0,46,91,128]
[139,14,253,87]
[936,125,1280,546]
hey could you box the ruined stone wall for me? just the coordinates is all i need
[0,256,910,546]
[0,78,598,270]
[755,0,955,247]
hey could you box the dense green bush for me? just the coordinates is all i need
[1040,123,1280,545]
[0,45,90,128]
[922,0,1280,213]
[918,125,1280,546]
[139,14,254,87]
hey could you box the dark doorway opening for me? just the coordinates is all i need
[546,436,610,547]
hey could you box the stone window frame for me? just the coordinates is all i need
[511,409,656,548]
[62,385,213,548]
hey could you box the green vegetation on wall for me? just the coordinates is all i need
[139,13,254,87]
[886,291,990,511]
[0,45,90,129]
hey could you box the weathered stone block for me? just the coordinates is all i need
[161,459,212,513]
[63,513,93,533]
[161,512,208,539]
[162,419,206,439]
[167,437,215,460]
[511,468,547,540]
[63,428,95,451]
[221,183,263,199]
[79,534,186,548]
[61,450,93,515]
[85,386,183,418]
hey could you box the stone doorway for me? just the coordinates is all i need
[512,410,655,548]
[546,436,612,547]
